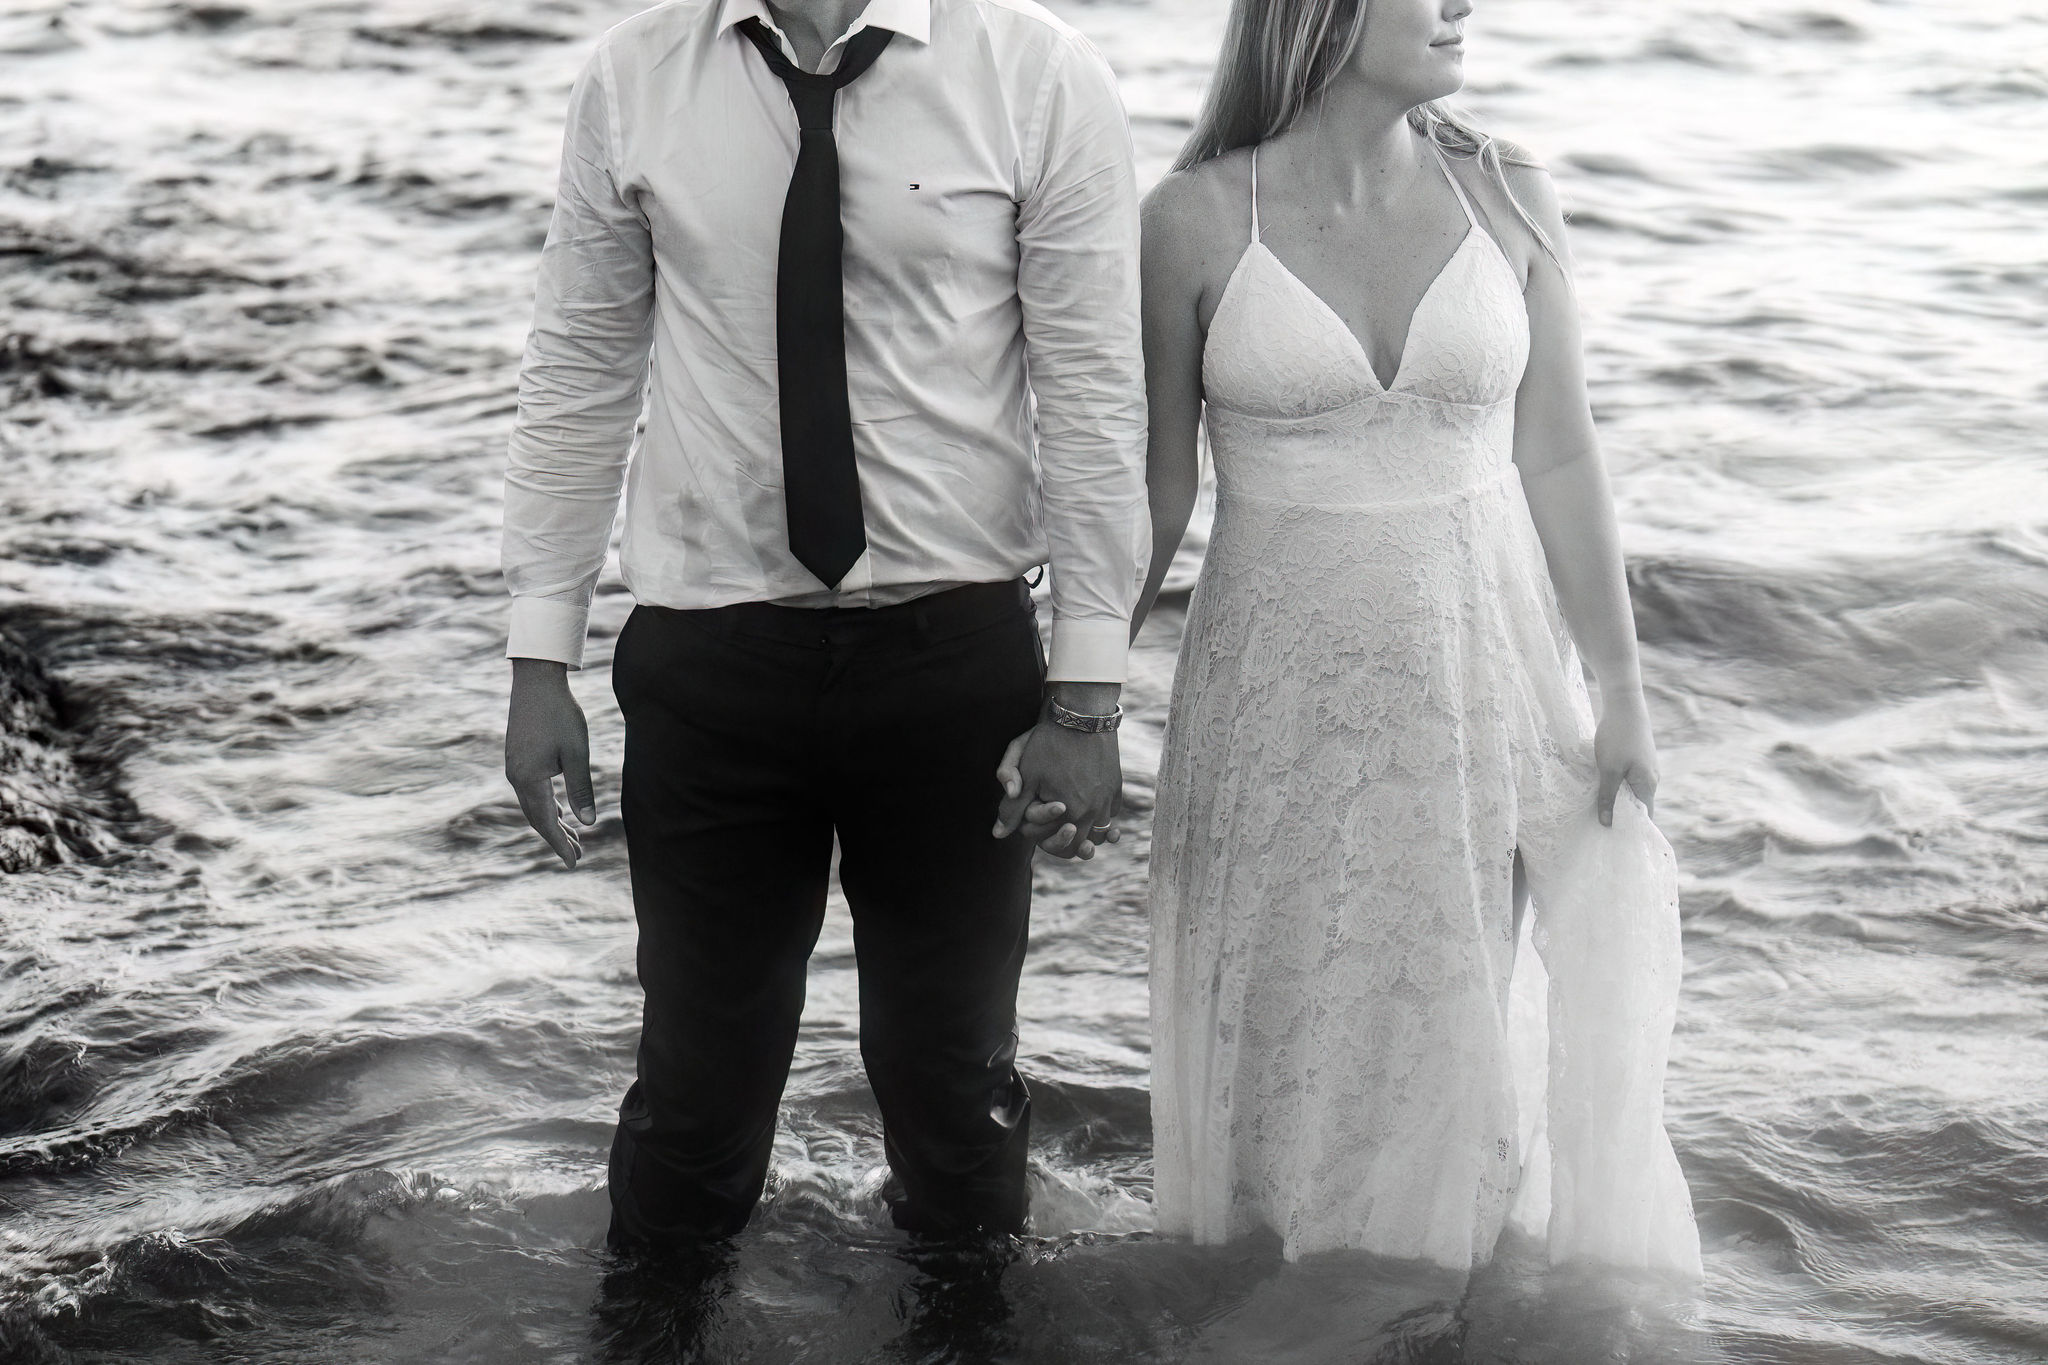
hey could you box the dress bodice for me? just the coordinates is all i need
[1200,143,1531,509]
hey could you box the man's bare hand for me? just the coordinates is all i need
[505,658,596,868]
[994,728,1076,846]
[992,691,1123,860]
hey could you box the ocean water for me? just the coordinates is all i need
[2,0,2045,1360]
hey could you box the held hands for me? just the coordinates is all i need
[505,658,597,868]
[1594,689,1659,827]
[992,691,1123,860]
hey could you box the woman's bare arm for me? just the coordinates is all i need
[1130,170,1219,643]
[1503,162,1659,822]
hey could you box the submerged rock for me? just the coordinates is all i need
[0,628,116,872]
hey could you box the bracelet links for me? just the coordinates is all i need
[1048,698,1123,734]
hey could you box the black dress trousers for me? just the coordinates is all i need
[604,578,1043,1251]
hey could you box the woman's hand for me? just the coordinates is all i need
[1593,690,1658,826]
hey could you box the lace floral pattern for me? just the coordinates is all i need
[1202,237,1530,418]
[1149,184,1700,1274]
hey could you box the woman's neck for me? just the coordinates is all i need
[1282,76,1428,211]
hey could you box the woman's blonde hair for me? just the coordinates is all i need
[1173,0,1559,263]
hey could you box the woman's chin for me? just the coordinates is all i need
[1400,80,1464,112]
[1382,66,1464,110]
[1421,48,1467,101]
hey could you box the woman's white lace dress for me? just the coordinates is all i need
[1148,146,1701,1274]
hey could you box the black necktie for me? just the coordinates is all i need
[739,17,895,590]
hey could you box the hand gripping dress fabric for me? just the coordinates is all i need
[1147,146,1701,1275]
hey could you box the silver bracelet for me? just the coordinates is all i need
[1048,698,1122,733]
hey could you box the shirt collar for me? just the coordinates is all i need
[717,0,932,55]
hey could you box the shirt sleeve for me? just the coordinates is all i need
[1015,37,1150,685]
[501,44,655,669]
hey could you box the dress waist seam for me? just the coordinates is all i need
[1204,392,1515,423]
[1215,465,1519,514]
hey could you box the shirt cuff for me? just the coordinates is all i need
[1045,617,1128,684]
[507,596,591,669]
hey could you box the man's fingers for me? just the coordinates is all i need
[514,775,580,867]
[545,806,582,867]
[555,807,585,860]
[1079,806,1118,847]
[512,774,551,836]
[563,740,597,825]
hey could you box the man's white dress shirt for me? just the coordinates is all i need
[502,0,1148,681]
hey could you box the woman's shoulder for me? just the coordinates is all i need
[1443,136,1572,276]
[1492,141,1566,227]
[1144,149,1252,251]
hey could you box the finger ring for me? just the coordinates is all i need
[1089,823,1114,836]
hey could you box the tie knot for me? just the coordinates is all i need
[738,19,896,121]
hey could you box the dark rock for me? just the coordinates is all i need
[0,628,117,871]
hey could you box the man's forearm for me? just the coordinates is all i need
[1013,37,1147,694]
[502,49,656,670]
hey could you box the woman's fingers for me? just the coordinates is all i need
[992,729,1044,836]
[1042,798,1113,860]
[994,731,1031,800]
[1040,821,1091,859]
[1012,802,1069,843]
[1626,765,1659,819]
[1598,761,1659,826]
[1595,762,1624,827]
[998,796,1063,840]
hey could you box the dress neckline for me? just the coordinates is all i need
[1245,140,1493,395]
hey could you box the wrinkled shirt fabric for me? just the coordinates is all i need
[501,0,1148,680]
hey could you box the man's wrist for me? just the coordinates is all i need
[1046,681,1121,716]
[511,656,571,689]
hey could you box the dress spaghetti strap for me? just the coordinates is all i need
[1429,140,1482,232]
[1249,144,1262,242]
